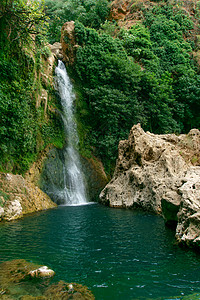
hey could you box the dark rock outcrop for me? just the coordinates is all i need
[100,124,200,248]
[40,148,108,204]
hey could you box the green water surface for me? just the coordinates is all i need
[0,204,200,299]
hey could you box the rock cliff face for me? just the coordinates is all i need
[0,173,56,222]
[61,21,78,65]
[100,124,200,248]
[110,0,144,29]
[39,147,108,204]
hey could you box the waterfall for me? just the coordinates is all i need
[53,60,87,205]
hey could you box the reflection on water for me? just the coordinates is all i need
[0,204,200,300]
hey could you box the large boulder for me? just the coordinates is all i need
[175,167,200,247]
[100,124,200,248]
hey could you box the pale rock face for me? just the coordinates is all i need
[4,197,23,221]
[0,173,57,222]
[6,173,12,181]
[100,124,200,248]
[176,167,200,246]
[100,124,187,213]
[29,266,55,278]
[0,207,4,219]
[49,42,63,59]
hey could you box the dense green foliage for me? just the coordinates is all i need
[74,22,142,167]
[0,0,64,173]
[72,3,200,172]
[45,0,110,44]
[141,4,200,131]
[0,0,48,48]
[0,0,200,175]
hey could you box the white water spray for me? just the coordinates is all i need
[54,60,87,205]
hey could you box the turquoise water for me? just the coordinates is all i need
[0,203,200,299]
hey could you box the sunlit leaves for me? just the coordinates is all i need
[0,0,48,48]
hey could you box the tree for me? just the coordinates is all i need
[44,0,110,44]
[0,0,48,48]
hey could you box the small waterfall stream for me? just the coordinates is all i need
[53,60,87,205]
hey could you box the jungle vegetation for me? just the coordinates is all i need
[0,0,200,174]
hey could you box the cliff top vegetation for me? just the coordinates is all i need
[0,0,200,175]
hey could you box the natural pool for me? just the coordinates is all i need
[0,203,200,299]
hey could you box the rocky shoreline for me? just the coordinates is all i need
[0,173,57,222]
[100,124,200,249]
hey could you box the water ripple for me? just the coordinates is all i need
[0,204,200,300]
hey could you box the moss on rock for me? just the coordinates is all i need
[0,260,95,300]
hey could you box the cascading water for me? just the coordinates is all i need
[51,60,87,205]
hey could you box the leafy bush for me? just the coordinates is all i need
[0,78,37,171]
[73,5,200,172]
[74,23,143,169]
[142,3,199,131]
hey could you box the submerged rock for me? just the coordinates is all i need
[100,123,200,248]
[0,260,95,300]
[44,281,95,300]
[0,259,42,286]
